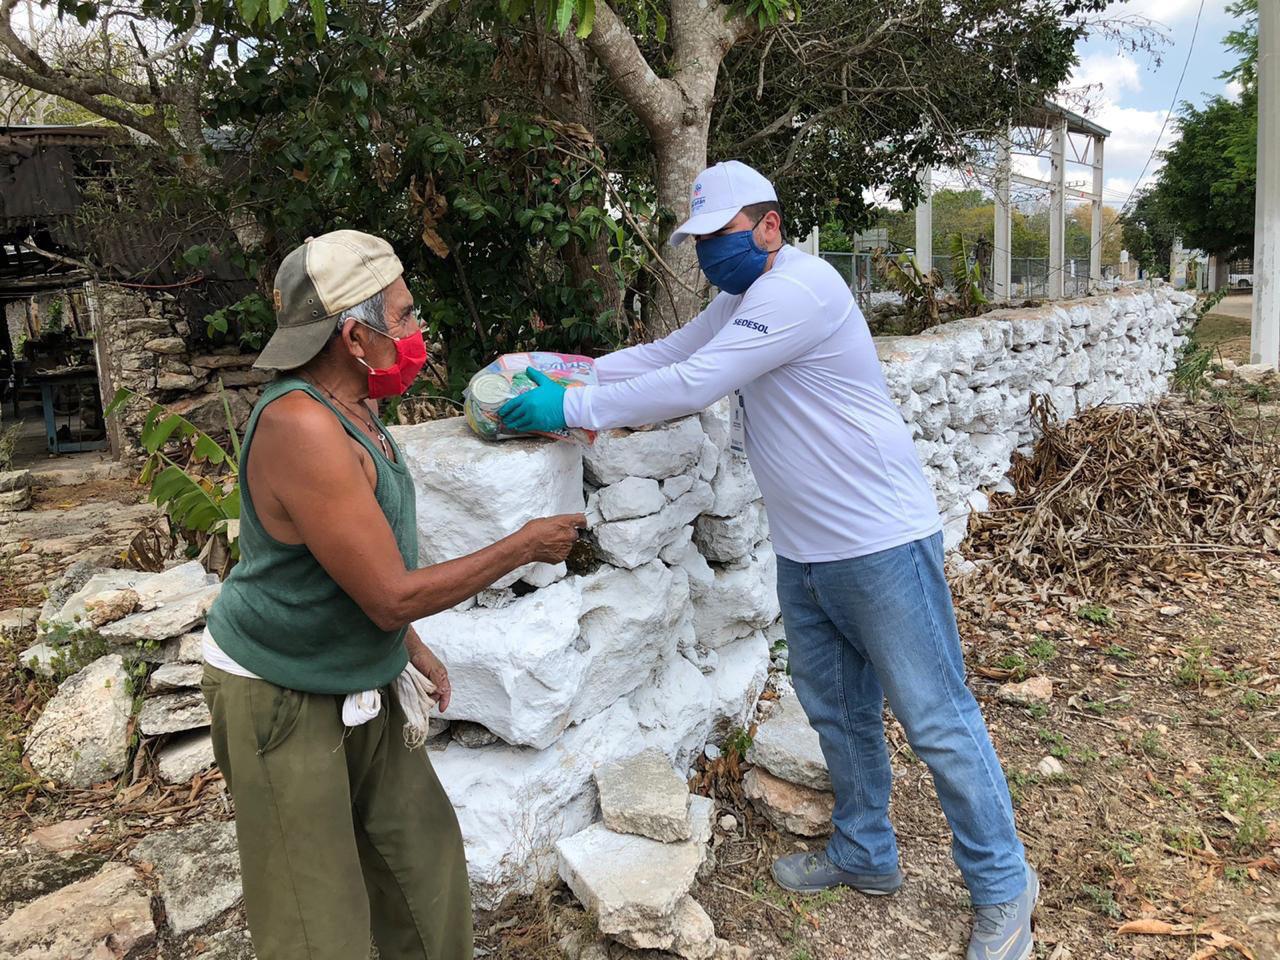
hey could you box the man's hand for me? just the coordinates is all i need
[498,368,568,433]
[518,514,587,564]
[406,630,451,713]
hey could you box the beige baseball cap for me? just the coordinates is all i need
[254,230,404,371]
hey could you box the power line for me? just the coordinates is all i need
[1099,0,1207,251]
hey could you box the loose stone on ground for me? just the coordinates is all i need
[744,693,829,792]
[131,821,242,934]
[595,748,692,843]
[23,654,133,788]
[0,864,155,960]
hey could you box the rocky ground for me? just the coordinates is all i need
[1,358,1277,960]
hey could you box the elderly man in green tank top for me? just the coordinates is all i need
[201,230,585,960]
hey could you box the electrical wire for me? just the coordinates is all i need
[1094,0,1208,254]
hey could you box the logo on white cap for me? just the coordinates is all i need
[671,160,778,246]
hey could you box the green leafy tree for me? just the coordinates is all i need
[1221,0,1258,90]
[1150,89,1257,261]
[1120,190,1177,278]
[1145,0,1257,262]
[2,0,1111,383]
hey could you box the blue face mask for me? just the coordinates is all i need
[696,219,770,295]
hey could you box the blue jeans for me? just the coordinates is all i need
[775,532,1027,905]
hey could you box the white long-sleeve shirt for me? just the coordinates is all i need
[562,245,942,563]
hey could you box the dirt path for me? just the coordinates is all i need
[686,564,1279,960]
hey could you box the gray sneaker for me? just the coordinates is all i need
[771,850,904,895]
[967,868,1039,960]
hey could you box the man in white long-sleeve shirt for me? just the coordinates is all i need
[501,161,1038,960]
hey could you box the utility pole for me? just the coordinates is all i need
[1254,0,1279,368]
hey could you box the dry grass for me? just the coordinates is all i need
[963,397,1280,601]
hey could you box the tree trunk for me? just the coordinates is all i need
[530,26,626,338]
[582,0,752,340]
[648,124,711,337]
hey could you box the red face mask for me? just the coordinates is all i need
[358,328,428,399]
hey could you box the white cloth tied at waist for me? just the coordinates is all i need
[201,627,439,748]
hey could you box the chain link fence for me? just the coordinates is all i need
[820,251,1095,308]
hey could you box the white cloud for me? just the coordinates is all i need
[1224,78,1244,101]
[1103,0,1206,27]
[1012,155,1051,182]
[1070,51,1144,101]
[1093,103,1170,167]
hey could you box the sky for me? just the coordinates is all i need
[924,0,1244,214]
[1067,0,1244,208]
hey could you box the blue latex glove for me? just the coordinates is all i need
[498,367,567,433]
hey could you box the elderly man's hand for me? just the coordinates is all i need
[518,513,587,564]
[408,640,452,713]
[498,368,567,433]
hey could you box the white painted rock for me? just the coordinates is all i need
[707,451,760,518]
[0,864,155,960]
[630,653,715,773]
[593,481,713,569]
[131,821,241,934]
[431,699,644,908]
[25,654,132,788]
[157,730,216,783]
[706,630,771,736]
[392,416,585,589]
[556,795,714,941]
[699,397,732,452]
[694,500,769,563]
[571,561,691,724]
[596,476,667,522]
[583,417,707,486]
[662,475,695,500]
[595,747,692,843]
[691,542,779,649]
[746,692,830,791]
[415,579,584,749]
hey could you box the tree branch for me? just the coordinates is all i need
[139,6,202,67]
[403,0,450,33]
[581,0,679,136]
[0,58,174,147]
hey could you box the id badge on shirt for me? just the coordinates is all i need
[729,390,747,458]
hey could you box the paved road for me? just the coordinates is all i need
[1211,292,1253,321]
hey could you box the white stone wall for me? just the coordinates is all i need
[877,285,1196,548]
[391,409,775,908]
[389,283,1194,908]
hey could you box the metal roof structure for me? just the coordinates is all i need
[912,100,1112,300]
[0,124,251,309]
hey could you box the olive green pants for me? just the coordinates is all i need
[202,665,473,960]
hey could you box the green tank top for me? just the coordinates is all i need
[206,377,416,694]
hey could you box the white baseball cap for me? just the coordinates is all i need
[670,160,778,246]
